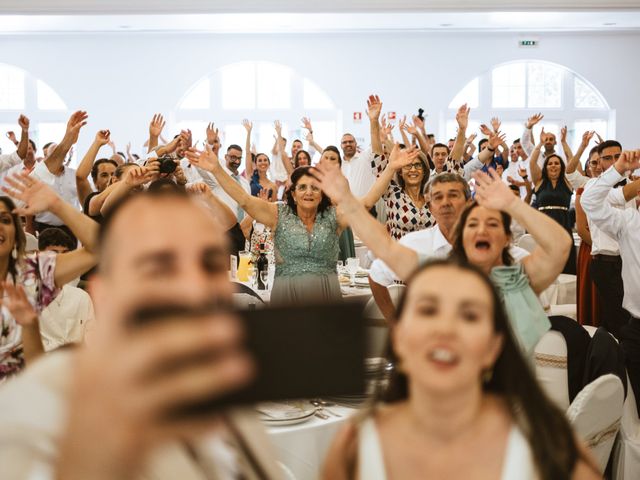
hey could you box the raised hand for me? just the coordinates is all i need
[257,187,270,201]
[0,282,38,326]
[539,127,547,146]
[412,114,425,132]
[124,165,155,187]
[560,125,568,143]
[242,119,253,133]
[95,129,110,146]
[594,132,604,145]
[5,131,17,144]
[479,124,493,137]
[2,172,61,216]
[380,115,394,136]
[274,120,283,137]
[581,130,595,147]
[206,122,219,145]
[66,110,89,143]
[466,132,478,145]
[389,144,420,170]
[301,117,313,132]
[310,160,353,205]
[526,113,544,129]
[473,169,517,211]
[615,150,640,173]
[518,167,529,178]
[405,122,418,136]
[179,129,193,150]
[185,144,221,172]
[149,114,165,137]
[399,115,407,132]
[18,114,30,131]
[456,104,470,130]
[366,94,382,120]
[489,131,507,150]
[490,116,501,133]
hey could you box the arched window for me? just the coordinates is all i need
[447,60,611,152]
[175,61,340,172]
[0,63,68,157]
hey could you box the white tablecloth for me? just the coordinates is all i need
[268,405,357,480]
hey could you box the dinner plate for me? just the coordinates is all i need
[261,412,316,426]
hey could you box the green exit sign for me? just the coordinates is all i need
[519,40,538,47]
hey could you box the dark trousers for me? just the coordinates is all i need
[34,221,78,249]
[590,255,630,339]
[620,317,640,417]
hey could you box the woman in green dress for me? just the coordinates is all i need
[185,145,419,305]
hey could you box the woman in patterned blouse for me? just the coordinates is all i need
[372,150,433,240]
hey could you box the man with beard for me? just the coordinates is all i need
[0,188,282,479]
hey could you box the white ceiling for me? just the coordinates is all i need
[2,1,640,34]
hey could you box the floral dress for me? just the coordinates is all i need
[0,252,59,382]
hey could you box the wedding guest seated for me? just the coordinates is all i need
[37,228,95,351]
[0,188,282,479]
[322,258,600,480]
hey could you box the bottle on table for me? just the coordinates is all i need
[256,243,269,290]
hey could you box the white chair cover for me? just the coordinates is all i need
[534,330,570,410]
[567,374,624,474]
[516,233,537,253]
[24,232,38,252]
[612,376,640,480]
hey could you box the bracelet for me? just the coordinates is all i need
[487,147,495,152]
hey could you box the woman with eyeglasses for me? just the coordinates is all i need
[374,148,432,240]
[529,127,577,274]
[185,144,419,304]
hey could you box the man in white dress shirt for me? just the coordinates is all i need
[37,228,95,352]
[581,150,640,415]
[583,140,639,337]
[0,189,281,479]
[368,173,470,320]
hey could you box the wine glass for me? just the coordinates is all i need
[336,260,344,274]
[346,257,360,287]
[248,266,257,289]
[260,270,270,290]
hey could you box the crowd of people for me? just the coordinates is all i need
[0,91,637,479]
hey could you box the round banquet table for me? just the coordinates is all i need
[267,405,357,480]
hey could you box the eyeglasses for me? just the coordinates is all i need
[600,153,621,162]
[226,155,242,162]
[402,162,425,171]
[296,184,321,193]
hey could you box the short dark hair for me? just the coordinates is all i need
[292,139,303,146]
[38,227,75,252]
[285,166,331,217]
[596,140,622,155]
[513,138,521,144]
[227,144,242,153]
[147,178,185,193]
[479,138,489,149]
[28,139,37,150]
[431,143,450,155]
[91,159,118,182]
[43,142,54,152]
[114,163,137,180]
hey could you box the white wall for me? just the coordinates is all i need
[1,30,639,155]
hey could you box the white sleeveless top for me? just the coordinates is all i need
[358,417,537,480]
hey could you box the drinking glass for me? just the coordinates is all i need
[336,260,344,274]
[248,266,257,288]
[260,271,269,290]
[346,257,360,287]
